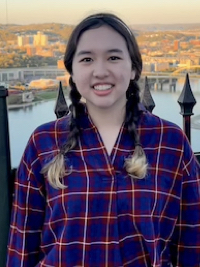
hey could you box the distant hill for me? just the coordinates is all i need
[1,22,200,43]
[0,23,75,42]
[130,23,200,32]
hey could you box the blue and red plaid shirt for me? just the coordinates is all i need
[7,107,200,267]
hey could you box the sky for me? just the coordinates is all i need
[0,0,200,25]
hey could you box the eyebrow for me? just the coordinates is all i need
[107,49,123,53]
[76,51,92,56]
[76,49,123,56]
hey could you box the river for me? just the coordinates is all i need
[8,90,200,168]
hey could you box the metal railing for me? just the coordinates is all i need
[0,75,199,267]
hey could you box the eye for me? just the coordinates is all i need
[80,58,93,63]
[109,56,121,61]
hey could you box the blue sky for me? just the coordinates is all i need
[1,0,200,25]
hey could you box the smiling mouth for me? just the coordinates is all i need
[93,84,113,91]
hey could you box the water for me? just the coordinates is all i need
[8,100,57,167]
[176,77,200,93]
[8,92,200,168]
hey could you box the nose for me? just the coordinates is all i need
[92,60,109,78]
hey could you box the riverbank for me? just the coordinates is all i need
[7,87,69,110]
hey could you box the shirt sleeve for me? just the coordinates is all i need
[170,136,200,266]
[6,133,46,267]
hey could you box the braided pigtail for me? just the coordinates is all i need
[61,77,82,153]
[41,77,82,189]
[124,80,148,179]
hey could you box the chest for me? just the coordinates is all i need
[98,127,122,156]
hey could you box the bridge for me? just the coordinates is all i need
[140,70,200,92]
[140,74,178,92]
[172,65,200,75]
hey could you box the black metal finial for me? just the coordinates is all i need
[0,84,12,267]
[177,73,196,116]
[141,76,155,113]
[54,81,69,118]
[177,73,196,142]
[0,86,8,97]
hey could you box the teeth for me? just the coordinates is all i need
[93,84,112,91]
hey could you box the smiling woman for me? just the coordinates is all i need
[6,12,200,267]
[71,26,135,112]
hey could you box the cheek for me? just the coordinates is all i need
[118,63,133,79]
[72,68,86,83]
[71,63,84,83]
[118,71,132,84]
[73,74,89,92]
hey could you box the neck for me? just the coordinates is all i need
[86,102,126,130]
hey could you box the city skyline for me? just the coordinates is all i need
[0,0,200,25]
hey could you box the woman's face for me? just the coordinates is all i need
[72,25,135,112]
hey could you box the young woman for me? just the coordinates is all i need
[7,13,200,267]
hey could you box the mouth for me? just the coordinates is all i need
[92,84,114,91]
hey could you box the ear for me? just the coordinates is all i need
[131,70,136,80]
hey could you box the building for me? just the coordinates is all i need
[17,36,24,47]
[0,66,66,83]
[26,46,36,56]
[174,40,179,51]
[18,35,33,47]
[41,35,48,46]
[57,59,65,69]
[34,31,48,47]
[142,62,155,72]
[154,62,170,72]
[180,42,189,50]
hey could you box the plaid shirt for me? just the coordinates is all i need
[7,108,200,267]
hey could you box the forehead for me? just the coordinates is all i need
[76,25,128,52]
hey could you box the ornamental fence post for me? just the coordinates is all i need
[0,86,11,267]
[142,74,199,163]
[177,73,196,143]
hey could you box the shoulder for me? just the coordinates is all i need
[18,114,72,183]
[140,111,180,129]
[25,114,72,159]
[34,113,71,134]
[140,111,184,134]
[32,113,71,143]
[139,111,186,149]
[139,111,199,174]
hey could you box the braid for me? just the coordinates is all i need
[124,80,148,179]
[125,80,141,137]
[41,77,83,189]
[61,77,82,154]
